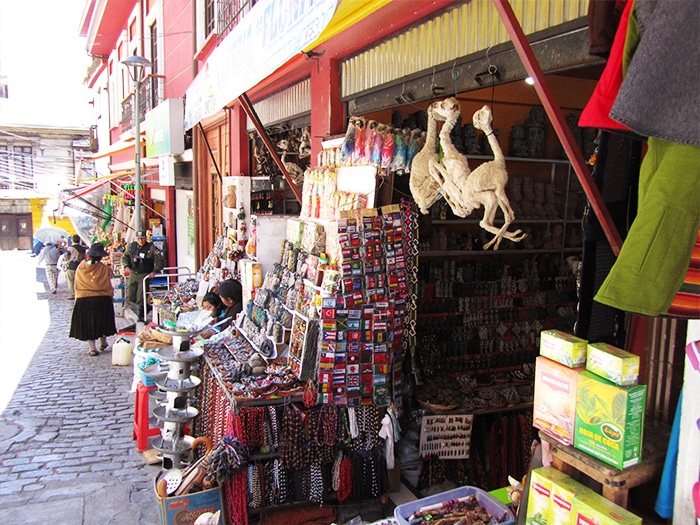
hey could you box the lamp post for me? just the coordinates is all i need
[121,55,151,234]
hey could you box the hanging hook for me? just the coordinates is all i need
[451,59,459,96]
[429,66,446,97]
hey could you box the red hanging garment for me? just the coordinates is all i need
[579,0,634,132]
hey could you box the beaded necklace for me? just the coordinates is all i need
[336,455,353,502]
[268,406,279,451]
[309,464,324,503]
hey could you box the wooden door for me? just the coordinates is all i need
[0,213,32,250]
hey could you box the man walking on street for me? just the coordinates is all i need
[37,242,61,294]
[121,229,164,321]
[65,234,86,300]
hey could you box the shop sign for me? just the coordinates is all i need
[158,155,175,187]
[184,0,339,129]
[146,99,185,157]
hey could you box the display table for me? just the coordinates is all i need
[539,421,671,508]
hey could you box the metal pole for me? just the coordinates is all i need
[491,0,623,256]
[133,76,142,233]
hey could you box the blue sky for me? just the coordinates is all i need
[0,0,92,128]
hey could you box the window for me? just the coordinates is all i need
[0,145,33,190]
[205,0,216,36]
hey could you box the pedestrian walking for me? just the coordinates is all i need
[65,234,86,299]
[121,229,164,321]
[69,243,117,356]
[36,241,61,293]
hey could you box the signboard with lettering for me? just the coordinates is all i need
[184,0,339,129]
[146,99,185,157]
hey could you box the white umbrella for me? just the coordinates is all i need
[34,226,70,244]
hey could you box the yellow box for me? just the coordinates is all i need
[534,356,585,446]
[525,467,570,525]
[586,343,639,386]
[550,477,597,525]
[573,488,642,525]
[540,330,588,368]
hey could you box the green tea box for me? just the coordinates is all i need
[586,343,640,386]
[574,371,646,469]
[534,356,585,446]
[549,477,597,525]
[525,466,570,525]
[540,330,588,368]
[573,488,642,525]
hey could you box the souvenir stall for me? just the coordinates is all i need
[140,130,418,525]
[142,92,592,524]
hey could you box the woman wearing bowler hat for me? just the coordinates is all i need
[70,243,117,356]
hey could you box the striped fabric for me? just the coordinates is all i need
[667,230,700,318]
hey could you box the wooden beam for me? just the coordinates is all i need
[237,93,303,204]
[492,0,623,256]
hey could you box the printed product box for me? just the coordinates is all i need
[549,477,597,525]
[534,356,585,446]
[239,259,262,290]
[286,218,304,248]
[586,343,640,386]
[540,330,588,368]
[525,467,570,525]
[154,478,225,525]
[574,371,647,469]
[573,488,642,525]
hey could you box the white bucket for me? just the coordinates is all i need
[112,337,132,366]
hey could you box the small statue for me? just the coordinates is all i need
[509,124,529,157]
[462,123,481,155]
[525,106,545,158]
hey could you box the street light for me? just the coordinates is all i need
[121,55,151,234]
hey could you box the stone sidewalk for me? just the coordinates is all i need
[0,251,161,524]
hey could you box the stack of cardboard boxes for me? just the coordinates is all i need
[528,330,646,524]
[526,466,642,525]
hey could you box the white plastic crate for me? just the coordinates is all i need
[419,413,473,459]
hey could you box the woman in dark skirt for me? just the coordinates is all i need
[70,243,117,356]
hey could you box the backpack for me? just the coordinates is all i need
[58,253,70,272]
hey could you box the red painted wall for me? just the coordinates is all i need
[162,0,195,99]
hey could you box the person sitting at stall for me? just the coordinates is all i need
[69,243,117,356]
[197,291,227,340]
[217,278,243,330]
[121,229,165,322]
[202,291,225,322]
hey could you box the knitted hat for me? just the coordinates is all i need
[87,243,109,258]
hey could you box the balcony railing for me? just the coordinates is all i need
[121,74,164,132]
[217,0,257,41]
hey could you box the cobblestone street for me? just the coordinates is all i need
[0,250,161,524]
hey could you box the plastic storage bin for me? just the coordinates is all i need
[394,486,515,525]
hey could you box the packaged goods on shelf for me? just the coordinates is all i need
[539,329,588,368]
[286,218,304,248]
[586,342,640,386]
[533,356,585,446]
[573,486,642,525]
[526,468,641,525]
[526,467,572,525]
[574,371,647,469]
[239,259,262,291]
